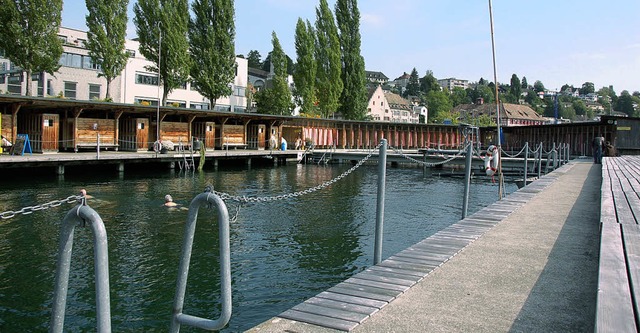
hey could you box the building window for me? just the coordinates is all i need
[166,100,186,108]
[126,49,136,58]
[37,77,44,97]
[135,73,159,86]
[7,74,22,94]
[89,84,101,100]
[190,102,210,110]
[135,97,159,106]
[0,75,4,84]
[47,79,53,96]
[64,81,77,99]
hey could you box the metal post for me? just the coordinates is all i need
[537,142,542,178]
[96,133,100,159]
[461,140,473,219]
[171,187,231,332]
[552,142,557,169]
[523,142,528,186]
[50,202,111,333]
[374,139,387,265]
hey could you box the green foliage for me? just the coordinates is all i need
[467,85,495,104]
[450,87,470,106]
[580,82,595,95]
[420,70,439,93]
[0,0,63,96]
[617,90,635,116]
[509,74,521,101]
[85,0,129,100]
[134,0,190,105]
[424,90,453,123]
[533,80,545,93]
[256,32,292,115]
[572,99,588,116]
[188,0,236,109]
[315,0,343,118]
[405,68,420,97]
[246,50,262,69]
[336,0,367,120]
[293,18,317,116]
[521,76,528,89]
[261,52,294,75]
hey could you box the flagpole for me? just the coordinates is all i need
[488,0,505,198]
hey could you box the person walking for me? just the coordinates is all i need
[592,135,604,164]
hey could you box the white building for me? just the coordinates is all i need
[437,78,468,91]
[0,27,247,112]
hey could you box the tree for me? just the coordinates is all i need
[509,74,521,103]
[261,52,294,75]
[293,18,317,115]
[134,0,190,105]
[616,90,635,116]
[405,68,420,97]
[533,80,545,93]
[336,0,367,120]
[478,77,487,86]
[188,0,236,110]
[420,70,439,93]
[521,76,528,90]
[246,50,262,69]
[257,32,291,115]
[424,90,452,123]
[572,99,588,116]
[0,0,63,96]
[579,82,595,95]
[85,0,129,101]
[315,0,343,118]
[450,87,470,107]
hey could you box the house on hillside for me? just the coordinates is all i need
[438,78,468,91]
[365,71,388,84]
[385,91,419,123]
[454,99,544,126]
[366,85,389,121]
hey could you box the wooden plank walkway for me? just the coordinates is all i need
[596,156,640,333]
[274,163,573,331]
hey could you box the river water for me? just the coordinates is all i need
[0,162,517,332]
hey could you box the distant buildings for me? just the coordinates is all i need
[437,78,468,91]
[454,99,545,126]
[366,85,424,123]
[0,27,247,112]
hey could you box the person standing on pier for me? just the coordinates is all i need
[592,135,604,164]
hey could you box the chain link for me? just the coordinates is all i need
[0,195,82,220]
[389,144,469,167]
[214,142,383,203]
[500,145,527,158]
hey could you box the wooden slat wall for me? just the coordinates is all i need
[160,121,189,146]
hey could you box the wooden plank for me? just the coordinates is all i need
[377,259,436,273]
[291,302,370,323]
[315,291,388,309]
[625,191,640,223]
[386,255,443,268]
[344,277,410,293]
[305,296,380,315]
[622,224,640,327]
[278,309,359,331]
[354,270,417,287]
[595,223,636,333]
[328,283,398,303]
[366,265,426,278]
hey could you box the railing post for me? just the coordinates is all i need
[461,141,472,219]
[96,133,100,159]
[523,142,528,185]
[374,139,387,265]
[170,187,231,332]
[50,201,111,333]
[553,142,558,169]
[537,142,542,178]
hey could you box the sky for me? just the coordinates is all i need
[62,0,640,94]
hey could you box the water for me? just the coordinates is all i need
[0,163,517,332]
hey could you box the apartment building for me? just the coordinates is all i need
[0,27,247,111]
[437,78,468,91]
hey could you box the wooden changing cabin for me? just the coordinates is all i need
[10,113,60,153]
[216,123,247,149]
[62,116,118,152]
[119,117,149,152]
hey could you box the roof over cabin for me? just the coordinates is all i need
[454,102,543,121]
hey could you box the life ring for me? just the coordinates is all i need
[484,145,499,176]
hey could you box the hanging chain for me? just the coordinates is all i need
[500,145,527,158]
[389,143,470,167]
[214,142,383,204]
[0,195,83,220]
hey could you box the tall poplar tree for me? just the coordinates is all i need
[0,0,63,96]
[293,18,317,115]
[255,32,291,115]
[335,0,367,120]
[85,0,129,101]
[134,0,190,105]
[189,0,236,109]
[405,68,420,97]
[315,0,342,118]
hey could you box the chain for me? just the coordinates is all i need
[389,143,469,167]
[528,144,541,154]
[0,195,83,220]
[500,145,527,158]
[214,142,383,203]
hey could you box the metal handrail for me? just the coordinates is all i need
[50,200,111,333]
[170,187,231,332]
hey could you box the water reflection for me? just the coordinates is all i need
[0,163,516,332]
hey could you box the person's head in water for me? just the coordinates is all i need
[164,194,177,207]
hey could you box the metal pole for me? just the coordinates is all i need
[523,142,528,185]
[171,188,231,332]
[537,142,542,178]
[461,140,473,219]
[156,25,162,158]
[374,139,387,265]
[488,0,503,199]
[96,133,100,159]
[553,142,558,169]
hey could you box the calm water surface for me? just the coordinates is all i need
[0,163,516,332]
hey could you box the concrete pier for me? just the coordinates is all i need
[249,161,601,332]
